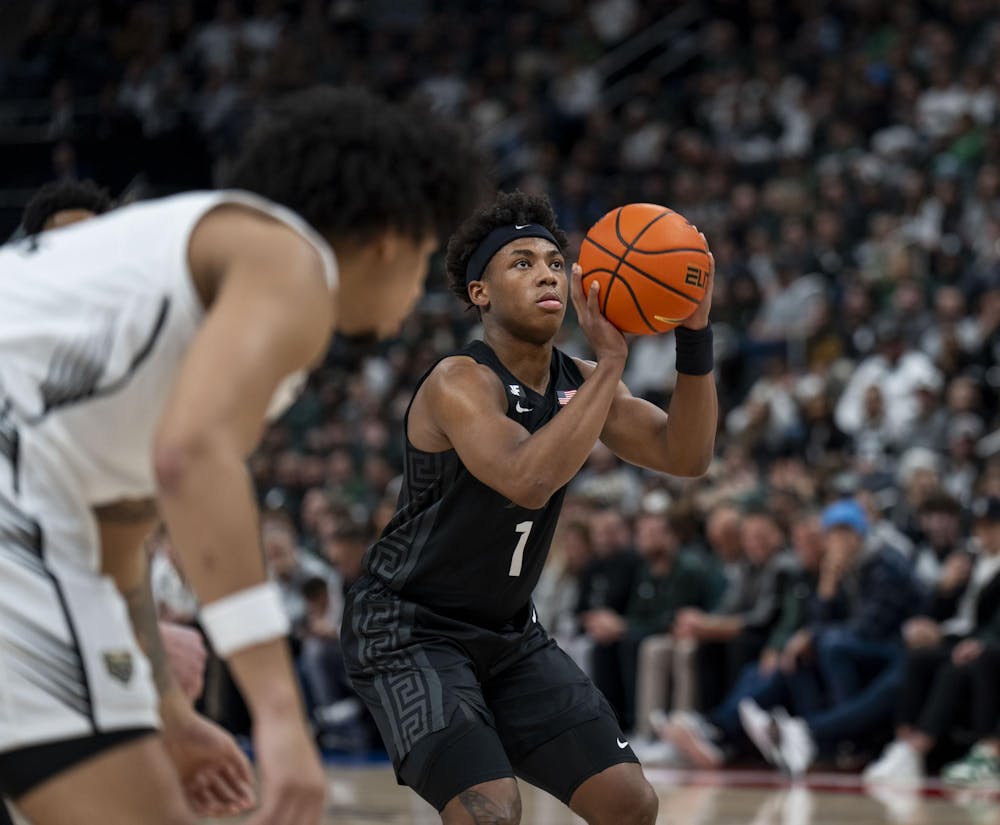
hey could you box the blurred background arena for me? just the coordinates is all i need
[2,1,999,822]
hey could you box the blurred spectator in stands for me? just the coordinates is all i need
[835,319,940,443]
[625,509,724,735]
[749,254,827,343]
[795,374,849,467]
[725,361,800,457]
[893,447,945,541]
[739,500,925,776]
[577,508,640,723]
[911,489,972,591]
[945,413,985,503]
[313,521,375,751]
[906,372,949,451]
[864,496,1000,785]
[655,512,825,768]
[704,503,744,588]
[535,520,593,649]
[572,442,643,513]
[855,473,916,561]
[20,178,112,235]
[674,510,794,710]
[262,510,335,635]
[150,524,198,625]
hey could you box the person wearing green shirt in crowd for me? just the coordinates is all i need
[652,512,826,767]
[622,509,725,736]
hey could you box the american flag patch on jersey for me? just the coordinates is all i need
[557,389,577,405]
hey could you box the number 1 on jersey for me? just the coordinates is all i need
[509,520,533,576]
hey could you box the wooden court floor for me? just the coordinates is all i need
[208,764,1000,824]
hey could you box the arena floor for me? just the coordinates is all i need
[207,765,1000,824]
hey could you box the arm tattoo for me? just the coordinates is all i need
[122,555,175,695]
[457,789,520,824]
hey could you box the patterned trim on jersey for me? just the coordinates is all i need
[34,297,170,418]
[350,578,446,760]
[368,449,456,587]
[0,490,94,722]
[0,400,17,493]
[0,489,42,574]
[4,608,91,717]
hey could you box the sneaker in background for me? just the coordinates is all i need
[738,698,782,767]
[942,743,1000,789]
[862,740,925,786]
[658,709,726,769]
[771,707,816,778]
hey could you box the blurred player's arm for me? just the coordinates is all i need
[155,207,331,707]
[98,517,255,816]
[98,516,189,703]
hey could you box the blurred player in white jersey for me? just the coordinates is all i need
[0,86,486,825]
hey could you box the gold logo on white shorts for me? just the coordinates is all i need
[103,650,134,685]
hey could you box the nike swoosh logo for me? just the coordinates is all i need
[514,224,530,229]
[654,315,686,324]
[617,738,629,749]
[515,401,533,413]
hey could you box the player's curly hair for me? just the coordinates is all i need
[226,86,489,244]
[22,179,113,234]
[445,190,568,306]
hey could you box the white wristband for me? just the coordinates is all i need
[200,582,291,658]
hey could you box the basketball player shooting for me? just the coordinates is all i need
[342,191,718,825]
[0,87,485,825]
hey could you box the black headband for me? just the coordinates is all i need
[465,224,561,285]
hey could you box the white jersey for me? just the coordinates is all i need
[0,191,336,754]
[0,190,336,567]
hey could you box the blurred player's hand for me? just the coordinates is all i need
[246,710,327,825]
[758,648,780,675]
[681,237,714,331]
[161,703,257,817]
[939,551,973,594]
[160,621,207,700]
[570,263,628,362]
[673,607,705,639]
[582,609,626,644]
[780,629,813,673]
[903,617,942,650]
[952,638,984,666]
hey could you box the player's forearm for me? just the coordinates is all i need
[154,431,300,713]
[661,372,718,477]
[96,516,186,707]
[512,355,625,507]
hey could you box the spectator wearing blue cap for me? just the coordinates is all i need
[738,499,925,776]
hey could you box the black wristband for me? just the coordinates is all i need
[675,324,714,375]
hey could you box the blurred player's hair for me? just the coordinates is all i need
[226,86,489,245]
[445,189,568,306]
[21,179,113,234]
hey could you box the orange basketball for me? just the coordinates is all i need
[578,203,710,335]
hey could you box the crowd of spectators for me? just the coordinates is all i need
[5,0,1000,792]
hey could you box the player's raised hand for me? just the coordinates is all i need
[246,710,327,825]
[681,234,714,331]
[569,262,628,362]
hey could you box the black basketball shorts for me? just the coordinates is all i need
[342,577,638,811]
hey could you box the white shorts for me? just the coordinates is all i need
[0,490,158,755]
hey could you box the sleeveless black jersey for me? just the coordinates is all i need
[364,340,585,629]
